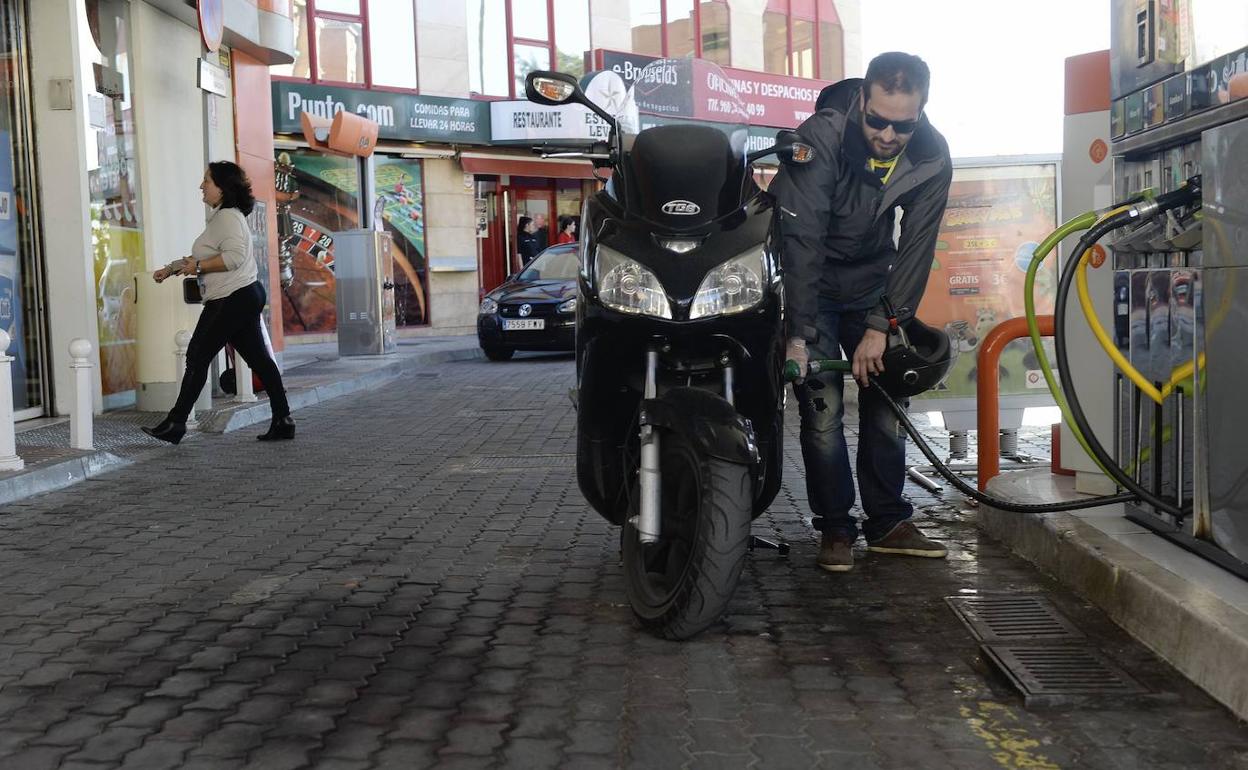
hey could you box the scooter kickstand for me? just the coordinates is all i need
[748,535,790,556]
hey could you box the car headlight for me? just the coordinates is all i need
[479,297,498,314]
[596,246,672,319]
[689,248,767,319]
[557,297,577,314]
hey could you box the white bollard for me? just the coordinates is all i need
[174,330,196,428]
[0,329,24,471]
[69,338,94,450]
[234,351,257,402]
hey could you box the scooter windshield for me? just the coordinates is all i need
[613,58,752,229]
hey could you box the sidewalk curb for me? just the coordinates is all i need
[0,451,131,507]
[201,346,484,434]
[980,472,1248,721]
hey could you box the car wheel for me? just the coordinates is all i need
[483,345,514,362]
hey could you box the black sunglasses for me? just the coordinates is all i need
[864,112,921,134]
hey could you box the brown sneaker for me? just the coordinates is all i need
[867,521,947,558]
[817,535,854,572]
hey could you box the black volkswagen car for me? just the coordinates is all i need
[477,243,578,361]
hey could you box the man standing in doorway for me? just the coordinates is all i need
[771,52,953,573]
[532,213,549,252]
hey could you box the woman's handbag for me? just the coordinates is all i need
[182,277,203,304]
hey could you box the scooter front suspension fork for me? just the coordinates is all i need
[637,348,662,544]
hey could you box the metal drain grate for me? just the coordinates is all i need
[946,595,1084,643]
[981,644,1145,706]
[468,454,575,470]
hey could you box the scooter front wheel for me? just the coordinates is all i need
[621,431,751,640]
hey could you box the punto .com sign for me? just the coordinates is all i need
[271,82,490,145]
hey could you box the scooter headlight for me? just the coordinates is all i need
[595,246,672,319]
[689,248,767,319]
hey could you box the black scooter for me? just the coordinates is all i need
[525,64,813,639]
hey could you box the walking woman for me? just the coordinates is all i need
[142,161,294,445]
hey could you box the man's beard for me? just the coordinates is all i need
[871,140,901,159]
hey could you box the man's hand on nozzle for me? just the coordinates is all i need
[786,338,809,382]
[852,328,887,388]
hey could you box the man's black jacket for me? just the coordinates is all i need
[770,78,953,342]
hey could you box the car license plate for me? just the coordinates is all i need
[503,319,545,330]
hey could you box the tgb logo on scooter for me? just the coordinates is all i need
[661,199,701,215]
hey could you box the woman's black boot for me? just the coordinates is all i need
[258,415,296,441]
[141,419,187,445]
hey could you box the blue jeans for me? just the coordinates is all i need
[795,300,912,542]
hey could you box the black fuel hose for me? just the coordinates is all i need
[1053,184,1201,519]
[869,384,1140,513]
[784,360,1140,512]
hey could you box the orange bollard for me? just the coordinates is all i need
[977,316,1054,490]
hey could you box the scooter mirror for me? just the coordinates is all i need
[773,130,816,166]
[526,71,580,106]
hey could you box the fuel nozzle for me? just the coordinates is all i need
[1137,175,1202,220]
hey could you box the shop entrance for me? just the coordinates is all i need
[476,175,594,297]
[0,0,49,418]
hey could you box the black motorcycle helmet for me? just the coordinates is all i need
[876,316,955,398]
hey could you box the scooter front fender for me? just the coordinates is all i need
[639,387,759,466]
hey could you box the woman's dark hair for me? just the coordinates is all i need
[518,215,533,232]
[558,215,574,233]
[208,161,256,216]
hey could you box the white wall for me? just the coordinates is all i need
[1061,110,1116,494]
[590,2,631,53]
[423,159,478,333]
[416,0,470,96]
[728,0,767,73]
[837,0,864,78]
[129,2,208,409]
[29,0,101,415]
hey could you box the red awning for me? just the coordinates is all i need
[459,154,605,180]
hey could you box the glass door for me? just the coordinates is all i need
[0,0,49,419]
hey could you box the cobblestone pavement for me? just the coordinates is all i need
[1,354,1248,770]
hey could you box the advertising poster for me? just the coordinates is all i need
[0,130,27,409]
[88,136,143,397]
[280,151,428,335]
[913,162,1059,405]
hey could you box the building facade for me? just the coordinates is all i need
[2,0,294,418]
[270,0,863,341]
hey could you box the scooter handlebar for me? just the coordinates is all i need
[782,358,852,382]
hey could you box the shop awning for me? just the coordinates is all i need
[459,152,606,180]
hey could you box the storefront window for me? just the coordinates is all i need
[666,0,695,58]
[315,16,364,84]
[271,0,311,78]
[0,1,44,414]
[316,0,360,13]
[818,20,844,81]
[763,11,787,74]
[630,0,663,57]
[511,0,549,41]
[368,0,417,89]
[554,0,591,77]
[468,0,509,96]
[791,18,815,78]
[700,1,730,66]
[513,43,552,96]
[278,150,429,333]
[83,0,143,403]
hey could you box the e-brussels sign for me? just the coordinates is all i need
[593,49,830,128]
[271,82,490,145]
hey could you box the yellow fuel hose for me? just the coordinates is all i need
[1024,209,1108,472]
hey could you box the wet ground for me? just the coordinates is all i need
[0,354,1245,769]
